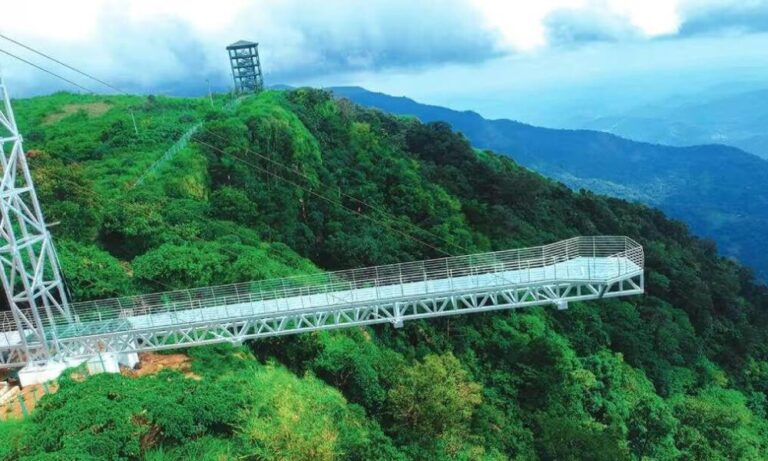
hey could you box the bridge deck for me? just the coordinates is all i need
[0,236,644,368]
[124,256,639,331]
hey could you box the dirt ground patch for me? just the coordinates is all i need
[0,352,199,420]
[43,101,112,124]
[0,381,59,421]
[123,352,200,380]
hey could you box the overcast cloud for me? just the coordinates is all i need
[0,1,766,125]
[678,0,768,36]
[0,0,504,94]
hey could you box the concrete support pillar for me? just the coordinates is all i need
[18,351,140,387]
[118,351,140,369]
[86,353,120,374]
[393,303,404,328]
[18,358,84,387]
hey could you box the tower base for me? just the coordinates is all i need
[18,359,83,387]
[18,352,140,387]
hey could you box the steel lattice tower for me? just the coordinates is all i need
[227,40,264,93]
[0,77,71,365]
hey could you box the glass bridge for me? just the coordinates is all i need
[0,236,644,369]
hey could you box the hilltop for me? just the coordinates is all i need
[330,86,768,281]
[0,88,767,460]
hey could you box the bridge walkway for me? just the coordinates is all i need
[0,236,644,369]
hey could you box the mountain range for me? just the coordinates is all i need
[579,87,768,159]
[330,86,768,280]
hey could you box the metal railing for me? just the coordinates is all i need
[133,121,202,187]
[0,236,643,340]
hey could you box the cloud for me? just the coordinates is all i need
[0,0,503,96]
[256,1,503,76]
[544,7,642,45]
[677,0,768,36]
[472,0,681,51]
[0,0,765,97]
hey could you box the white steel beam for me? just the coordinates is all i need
[0,253,643,367]
[0,78,71,367]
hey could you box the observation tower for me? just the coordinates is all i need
[226,40,264,93]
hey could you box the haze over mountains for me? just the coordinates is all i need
[579,86,768,159]
[330,86,768,280]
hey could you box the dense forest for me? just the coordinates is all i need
[1,88,767,460]
[331,86,768,281]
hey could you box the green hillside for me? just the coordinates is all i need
[330,86,768,282]
[1,88,768,460]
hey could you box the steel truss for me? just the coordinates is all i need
[0,78,71,366]
[2,236,644,368]
[6,270,643,364]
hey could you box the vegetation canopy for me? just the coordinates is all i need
[0,88,767,460]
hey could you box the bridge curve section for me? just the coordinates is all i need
[0,236,644,370]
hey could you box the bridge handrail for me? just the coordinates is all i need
[0,236,643,334]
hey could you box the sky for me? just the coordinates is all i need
[0,0,767,126]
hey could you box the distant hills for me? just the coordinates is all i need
[580,88,768,159]
[330,86,768,280]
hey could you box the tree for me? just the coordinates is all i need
[101,197,167,259]
[132,242,228,289]
[31,153,103,242]
[673,387,767,460]
[534,415,630,461]
[58,241,132,300]
[311,330,404,414]
[237,362,402,461]
[14,368,239,460]
[388,353,482,440]
[209,186,258,225]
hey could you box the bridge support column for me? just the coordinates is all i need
[118,351,140,369]
[121,340,141,369]
[393,303,404,328]
[18,358,84,387]
[17,351,139,387]
[87,353,119,374]
[87,351,138,374]
[555,300,569,311]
